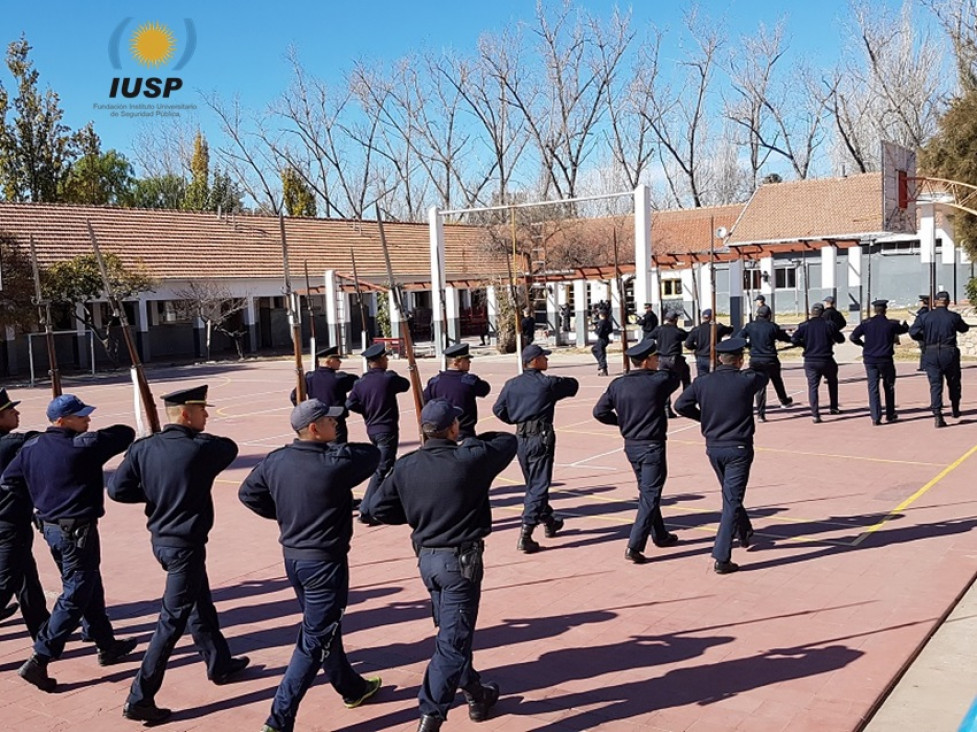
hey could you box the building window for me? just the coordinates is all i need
[774,267,797,289]
[661,278,681,297]
[743,269,763,290]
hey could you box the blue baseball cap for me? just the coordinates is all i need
[47,394,95,421]
[290,398,345,432]
[521,344,552,363]
[421,398,463,432]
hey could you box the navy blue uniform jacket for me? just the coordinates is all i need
[791,318,844,359]
[736,320,792,360]
[290,367,359,407]
[594,318,613,343]
[0,425,134,522]
[108,424,239,547]
[909,308,970,346]
[370,433,517,548]
[492,370,579,425]
[685,322,734,357]
[674,367,768,447]
[850,315,910,363]
[593,370,681,442]
[823,307,847,332]
[346,367,411,437]
[424,370,491,438]
[239,441,380,561]
[638,311,659,336]
[0,431,39,529]
[649,324,688,357]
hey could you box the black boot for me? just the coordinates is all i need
[516,525,540,554]
[952,402,961,418]
[417,715,443,732]
[936,414,948,428]
[19,654,56,692]
[542,516,564,538]
[465,681,500,722]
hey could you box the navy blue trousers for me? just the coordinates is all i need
[923,347,962,414]
[694,356,711,378]
[128,545,232,705]
[266,558,368,732]
[592,339,609,371]
[803,359,838,418]
[418,548,483,720]
[749,358,790,416]
[706,446,754,563]
[516,433,555,526]
[360,432,399,514]
[0,524,49,639]
[35,522,115,660]
[864,360,897,422]
[623,442,669,552]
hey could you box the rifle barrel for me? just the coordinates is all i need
[280,216,306,402]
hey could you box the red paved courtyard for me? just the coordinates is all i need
[0,350,974,731]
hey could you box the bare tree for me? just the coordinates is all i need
[828,2,947,173]
[923,0,977,91]
[635,10,725,207]
[174,280,249,360]
[724,22,828,185]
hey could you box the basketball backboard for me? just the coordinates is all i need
[881,141,918,234]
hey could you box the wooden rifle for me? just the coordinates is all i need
[86,221,160,433]
[29,235,62,397]
[375,204,425,443]
[280,216,306,402]
[612,229,629,373]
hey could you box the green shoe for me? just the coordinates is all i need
[344,676,381,708]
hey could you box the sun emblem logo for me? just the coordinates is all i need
[129,22,176,68]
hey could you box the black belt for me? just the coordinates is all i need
[517,420,551,437]
[927,344,957,349]
[416,539,484,556]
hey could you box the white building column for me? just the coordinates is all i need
[135,297,151,361]
[545,284,559,344]
[821,245,837,299]
[324,270,341,350]
[728,259,744,329]
[759,255,775,313]
[847,246,862,315]
[698,263,714,314]
[485,285,498,344]
[445,285,460,343]
[244,296,257,353]
[680,268,696,324]
[633,184,653,307]
[428,206,447,356]
[573,279,587,346]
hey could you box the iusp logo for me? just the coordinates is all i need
[107,17,196,100]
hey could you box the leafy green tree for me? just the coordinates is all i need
[61,124,134,205]
[124,174,187,209]
[208,167,243,213]
[0,233,41,329]
[920,88,977,256]
[282,167,316,217]
[182,131,210,211]
[0,37,77,202]
[43,252,155,363]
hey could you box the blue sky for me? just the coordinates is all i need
[3,0,909,172]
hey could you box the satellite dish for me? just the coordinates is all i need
[715,226,729,240]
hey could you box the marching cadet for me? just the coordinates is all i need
[684,309,734,377]
[592,309,613,376]
[108,385,249,724]
[916,294,931,371]
[239,399,382,732]
[1,394,137,692]
[371,399,517,731]
[637,303,659,340]
[822,295,848,332]
[423,342,491,440]
[791,303,845,423]
[849,300,910,425]
[492,344,579,553]
[650,310,690,417]
[346,343,410,516]
[0,390,49,639]
[674,339,768,574]
[593,340,681,564]
[910,291,970,428]
[736,305,794,422]
[290,346,359,443]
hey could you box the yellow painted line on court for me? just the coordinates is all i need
[850,442,977,546]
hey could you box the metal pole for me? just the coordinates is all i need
[612,229,629,373]
[28,334,35,388]
[509,207,524,375]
